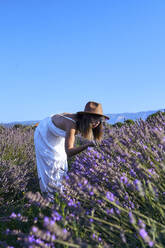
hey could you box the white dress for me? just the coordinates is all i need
[34,114,76,199]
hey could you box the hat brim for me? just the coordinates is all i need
[77,111,110,120]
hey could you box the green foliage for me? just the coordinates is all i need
[124,119,135,125]
[112,121,124,127]
[0,125,5,132]
[146,110,165,122]
[13,124,26,129]
[1,144,28,163]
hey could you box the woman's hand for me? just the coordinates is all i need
[86,140,98,147]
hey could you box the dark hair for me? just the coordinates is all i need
[76,113,103,141]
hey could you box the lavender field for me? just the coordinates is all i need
[0,111,165,248]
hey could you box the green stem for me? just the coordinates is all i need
[87,215,122,230]
[54,239,80,247]
[103,198,165,228]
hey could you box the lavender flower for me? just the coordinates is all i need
[106,192,115,201]
[1,111,165,247]
[10,212,17,218]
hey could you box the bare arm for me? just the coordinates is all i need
[65,128,94,158]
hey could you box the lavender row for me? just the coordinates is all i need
[0,111,165,247]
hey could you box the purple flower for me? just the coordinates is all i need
[34,217,38,222]
[120,176,128,184]
[106,192,115,201]
[162,136,165,143]
[36,238,42,244]
[10,212,17,218]
[143,145,148,150]
[149,241,154,247]
[134,179,144,196]
[50,219,55,225]
[117,156,121,162]
[68,199,74,206]
[52,234,56,241]
[28,235,35,243]
[32,226,37,233]
[53,211,62,221]
[139,228,147,239]
[134,179,140,185]
[65,175,69,180]
[129,201,135,209]
[124,194,129,200]
[84,180,88,184]
[115,208,120,215]
[92,233,96,238]
[44,216,50,225]
[130,169,136,177]
[139,228,154,246]
[129,211,135,224]
[46,231,51,237]
[6,228,10,234]
[148,168,155,175]
[138,219,146,228]
[110,208,114,214]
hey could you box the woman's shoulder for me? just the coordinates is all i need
[51,113,78,133]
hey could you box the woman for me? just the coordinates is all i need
[34,101,109,199]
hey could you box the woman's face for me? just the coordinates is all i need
[89,116,104,129]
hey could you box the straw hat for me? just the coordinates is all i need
[77,101,110,120]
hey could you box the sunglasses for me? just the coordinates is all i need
[90,117,105,124]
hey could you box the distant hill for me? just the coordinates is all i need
[106,109,165,124]
[0,120,40,128]
[0,109,164,127]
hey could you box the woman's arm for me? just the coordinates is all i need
[65,128,94,158]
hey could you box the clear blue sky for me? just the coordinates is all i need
[0,0,165,122]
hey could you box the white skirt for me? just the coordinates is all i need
[34,116,68,198]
